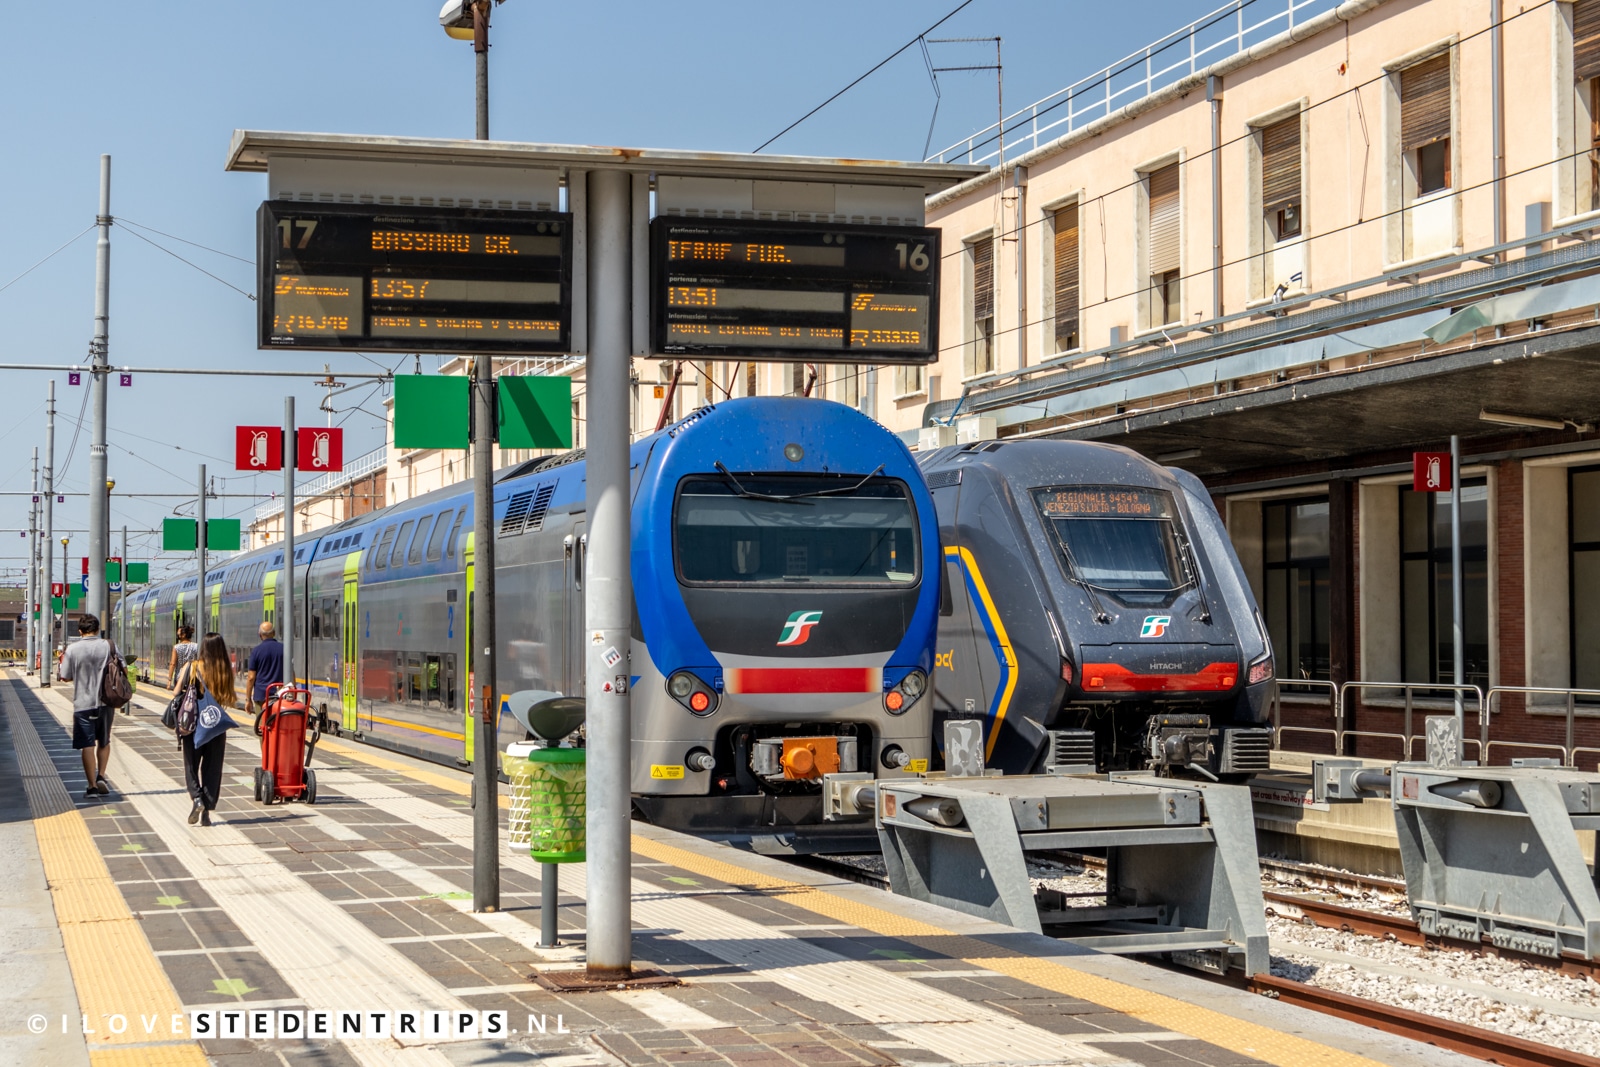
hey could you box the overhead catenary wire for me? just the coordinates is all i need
[0,225,95,299]
[115,217,253,265]
[118,224,256,301]
[753,0,977,153]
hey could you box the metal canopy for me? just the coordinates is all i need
[1041,326,1600,478]
[226,130,987,190]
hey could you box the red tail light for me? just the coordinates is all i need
[1077,662,1240,693]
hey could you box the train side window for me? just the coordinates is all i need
[446,509,467,559]
[425,654,441,706]
[391,521,416,569]
[409,515,433,565]
[373,524,396,571]
[426,508,453,561]
[442,652,458,710]
[406,653,424,704]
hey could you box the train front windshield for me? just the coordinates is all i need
[675,475,919,585]
[1033,486,1184,595]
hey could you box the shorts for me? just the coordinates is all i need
[72,707,112,749]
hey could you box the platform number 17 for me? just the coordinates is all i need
[895,242,930,271]
[277,219,320,250]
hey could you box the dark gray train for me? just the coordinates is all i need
[918,439,1274,778]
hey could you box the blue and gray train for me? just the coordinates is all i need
[113,398,939,844]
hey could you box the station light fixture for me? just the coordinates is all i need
[1479,409,1594,433]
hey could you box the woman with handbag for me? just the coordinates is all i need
[170,635,236,826]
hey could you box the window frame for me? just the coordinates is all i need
[1570,464,1600,689]
[1261,495,1332,683]
[1399,477,1490,689]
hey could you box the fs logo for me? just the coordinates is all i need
[776,610,823,647]
[1140,615,1173,638]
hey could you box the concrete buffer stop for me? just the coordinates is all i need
[226,130,983,978]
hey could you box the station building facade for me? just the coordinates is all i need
[880,0,1600,759]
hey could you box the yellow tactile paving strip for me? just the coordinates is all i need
[7,689,208,1067]
[197,706,1387,1067]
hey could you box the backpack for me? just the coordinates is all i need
[99,641,133,710]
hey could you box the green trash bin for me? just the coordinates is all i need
[527,746,586,863]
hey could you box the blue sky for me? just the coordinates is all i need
[0,0,1210,580]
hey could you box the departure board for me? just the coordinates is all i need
[651,218,940,363]
[257,202,572,354]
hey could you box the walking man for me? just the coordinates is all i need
[245,621,284,714]
[57,613,113,798]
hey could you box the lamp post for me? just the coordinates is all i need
[60,537,70,648]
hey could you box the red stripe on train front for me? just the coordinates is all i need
[727,667,883,695]
[1080,661,1239,693]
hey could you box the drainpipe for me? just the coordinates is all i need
[1208,75,1224,319]
[1490,0,1505,257]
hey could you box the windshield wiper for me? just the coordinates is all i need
[1054,537,1113,624]
[713,462,885,504]
[1175,528,1213,624]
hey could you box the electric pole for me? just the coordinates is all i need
[283,398,296,698]
[42,382,55,686]
[88,154,111,622]
[27,448,37,674]
[197,464,207,633]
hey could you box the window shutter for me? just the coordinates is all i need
[1053,203,1080,349]
[1147,164,1181,276]
[971,238,994,321]
[1400,54,1451,152]
[1577,0,1600,83]
[1261,116,1302,213]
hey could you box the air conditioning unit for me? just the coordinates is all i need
[955,416,997,444]
[918,425,957,451]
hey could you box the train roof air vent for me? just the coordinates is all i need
[524,481,557,533]
[926,469,962,490]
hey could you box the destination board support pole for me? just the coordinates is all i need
[1450,434,1464,761]
[585,167,633,979]
[41,382,53,686]
[120,525,127,654]
[282,404,293,706]
[88,154,111,625]
[471,350,499,913]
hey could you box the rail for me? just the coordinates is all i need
[1482,685,1600,767]
[927,0,1340,164]
[253,446,387,523]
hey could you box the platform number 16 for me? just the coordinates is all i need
[895,242,930,271]
[277,219,320,250]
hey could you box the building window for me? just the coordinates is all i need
[967,237,994,376]
[1571,466,1600,689]
[1261,116,1302,240]
[893,363,924,397]
[1263,497,1330,682]
[1146,163,1181,326]
[1053,203,1080,351]
[835,365,861,408]
[1400,479,1488,690]
[1401,54,1451,197]
[1580,0,1600,213]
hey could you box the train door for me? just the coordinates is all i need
[463,530,476,764]
[341,553,360,733]
[262,569,276,629]
[209,581,222,638]
[564,523,586,696]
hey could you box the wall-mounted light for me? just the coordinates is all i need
[1479,409,1594,433]
[1156,448,1202,463]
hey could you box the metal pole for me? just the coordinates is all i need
[585,167,633,979]
[197,464,207,634]
[473,1,490,141]
[283,400,295,695]
[119,525,127,655]
[42,382,54,686]
[27,448,37,674]
[87,154,111,623]
[541,864,559,946]
[1450,434,1465,760]
[1490,0,1505,258]
[471,350,499,912]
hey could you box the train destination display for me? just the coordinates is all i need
[258,202,572,354]
[651,218,940,362]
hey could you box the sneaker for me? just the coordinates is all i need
[95,778,110,796]
[83,788,96,800]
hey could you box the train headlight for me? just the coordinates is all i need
[883,669,926,715]
[1247,655,1274,686]
[667,671,719,716]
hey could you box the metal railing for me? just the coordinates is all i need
[928,0,1341,165]
[1269,678,1341,753]
[1482,686,1600,767]
[253,445,387,522]
[1341,681,1485,763]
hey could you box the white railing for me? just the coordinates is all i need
[253,445,387,522]
[927,0,1341,166]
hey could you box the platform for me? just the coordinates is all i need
[0,670,1477,1067]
